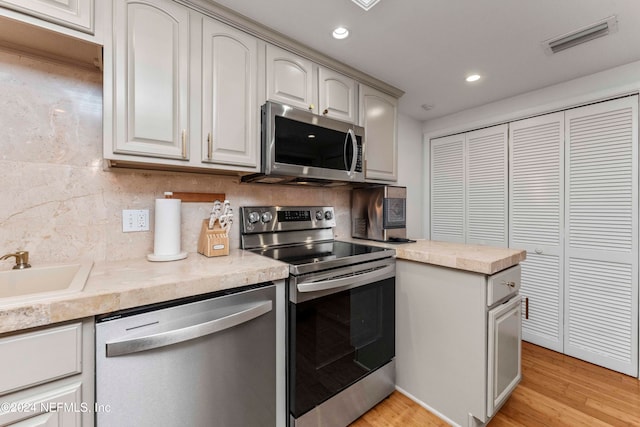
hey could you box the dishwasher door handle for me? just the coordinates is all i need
[105,300,272,357]
[297,264,394,293]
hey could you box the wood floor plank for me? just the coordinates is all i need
[349,342,640,426]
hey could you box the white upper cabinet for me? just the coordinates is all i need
[201,17,258,168]
[266,46,358,123]
[318,66,357,122]
[359,84,398,181]
[106,0,261,172]
[266,45,315,112]
[0,0,94,33]
[113,0,190,160]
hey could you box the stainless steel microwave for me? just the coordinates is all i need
[242,101,365,185]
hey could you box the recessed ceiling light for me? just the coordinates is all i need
[332,26,349,39]
[465,74,481,82]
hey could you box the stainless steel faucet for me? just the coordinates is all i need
[1,251,31,269]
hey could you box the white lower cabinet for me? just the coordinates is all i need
[0,319,94,427]
[396,260,521,426]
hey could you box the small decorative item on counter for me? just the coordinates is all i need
[198,199,232,257]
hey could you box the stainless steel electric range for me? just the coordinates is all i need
[240,206,396,427]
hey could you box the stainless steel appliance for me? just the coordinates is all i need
[240,206,396,427]
[351,185,407,241]
[96,284,279,426]
[242,101,365,185]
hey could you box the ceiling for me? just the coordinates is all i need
[209,0,640,122]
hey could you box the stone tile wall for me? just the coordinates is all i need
[0,49,350,267]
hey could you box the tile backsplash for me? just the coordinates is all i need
[0,49,350,268]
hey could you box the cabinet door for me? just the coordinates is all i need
[359,84,398,181]
[564,96,638,376]
[318,67,356,123]
[430,134,465,243]
[266,45,315,112]
[113,0,190,160]
[0,0,93,33]
[487,296,521,417]
[0,381,82,426]
[466,124,508,247]
[201,17,258,168]
[509,112,564,352]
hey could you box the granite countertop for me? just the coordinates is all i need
[0,251,289,335]
[0,239,525,335]
[347,238,526,275]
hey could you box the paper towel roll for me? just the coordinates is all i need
[148,198,187,262]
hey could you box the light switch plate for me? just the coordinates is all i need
[122,209,149,232]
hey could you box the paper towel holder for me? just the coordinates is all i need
[147,196,188,262]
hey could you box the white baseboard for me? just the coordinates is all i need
[394,385,461,427]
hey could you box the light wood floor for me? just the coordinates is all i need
[350,342,640,426]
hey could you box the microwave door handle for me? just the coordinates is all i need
[348,129,357,174]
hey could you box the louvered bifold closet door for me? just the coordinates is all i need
[509,112,564,352]
[564,96,638,376]
[466,124,508,247]
[431,134,465,242]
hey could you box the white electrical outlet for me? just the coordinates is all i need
[122,209,150,232]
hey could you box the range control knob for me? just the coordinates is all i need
[261,212,273,223]
[315,210,324,221]
[248,212,260,224]
[324,210,334,220]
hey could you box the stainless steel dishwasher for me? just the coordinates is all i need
[95,283,278,427]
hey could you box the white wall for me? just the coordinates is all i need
[420,60,640,239]
[396,113,425,239]
[423,59,640,138]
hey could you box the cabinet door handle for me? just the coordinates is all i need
[322,108,329,115]
[308,104,314,111]
[525,297,529,319]
[207,133,212,160]
[181,130,187,158]
[534,248,543,255]
[502,281,516,288]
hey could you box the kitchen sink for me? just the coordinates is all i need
[0,261,93,305]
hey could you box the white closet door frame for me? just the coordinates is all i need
[509,112,565,352]
[430,134,465,243]
[465,124,508,247]
[563,95,638,377]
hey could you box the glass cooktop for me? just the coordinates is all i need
[249,241,394,275]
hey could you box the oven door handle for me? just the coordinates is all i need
[297,264,394,293]
[104,300,272,357]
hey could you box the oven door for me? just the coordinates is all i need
[263,101,364,182]
[288,259,395,419]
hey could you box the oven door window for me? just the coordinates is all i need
[289,278,395,418]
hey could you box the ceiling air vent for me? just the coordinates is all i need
[542,15,618,55]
